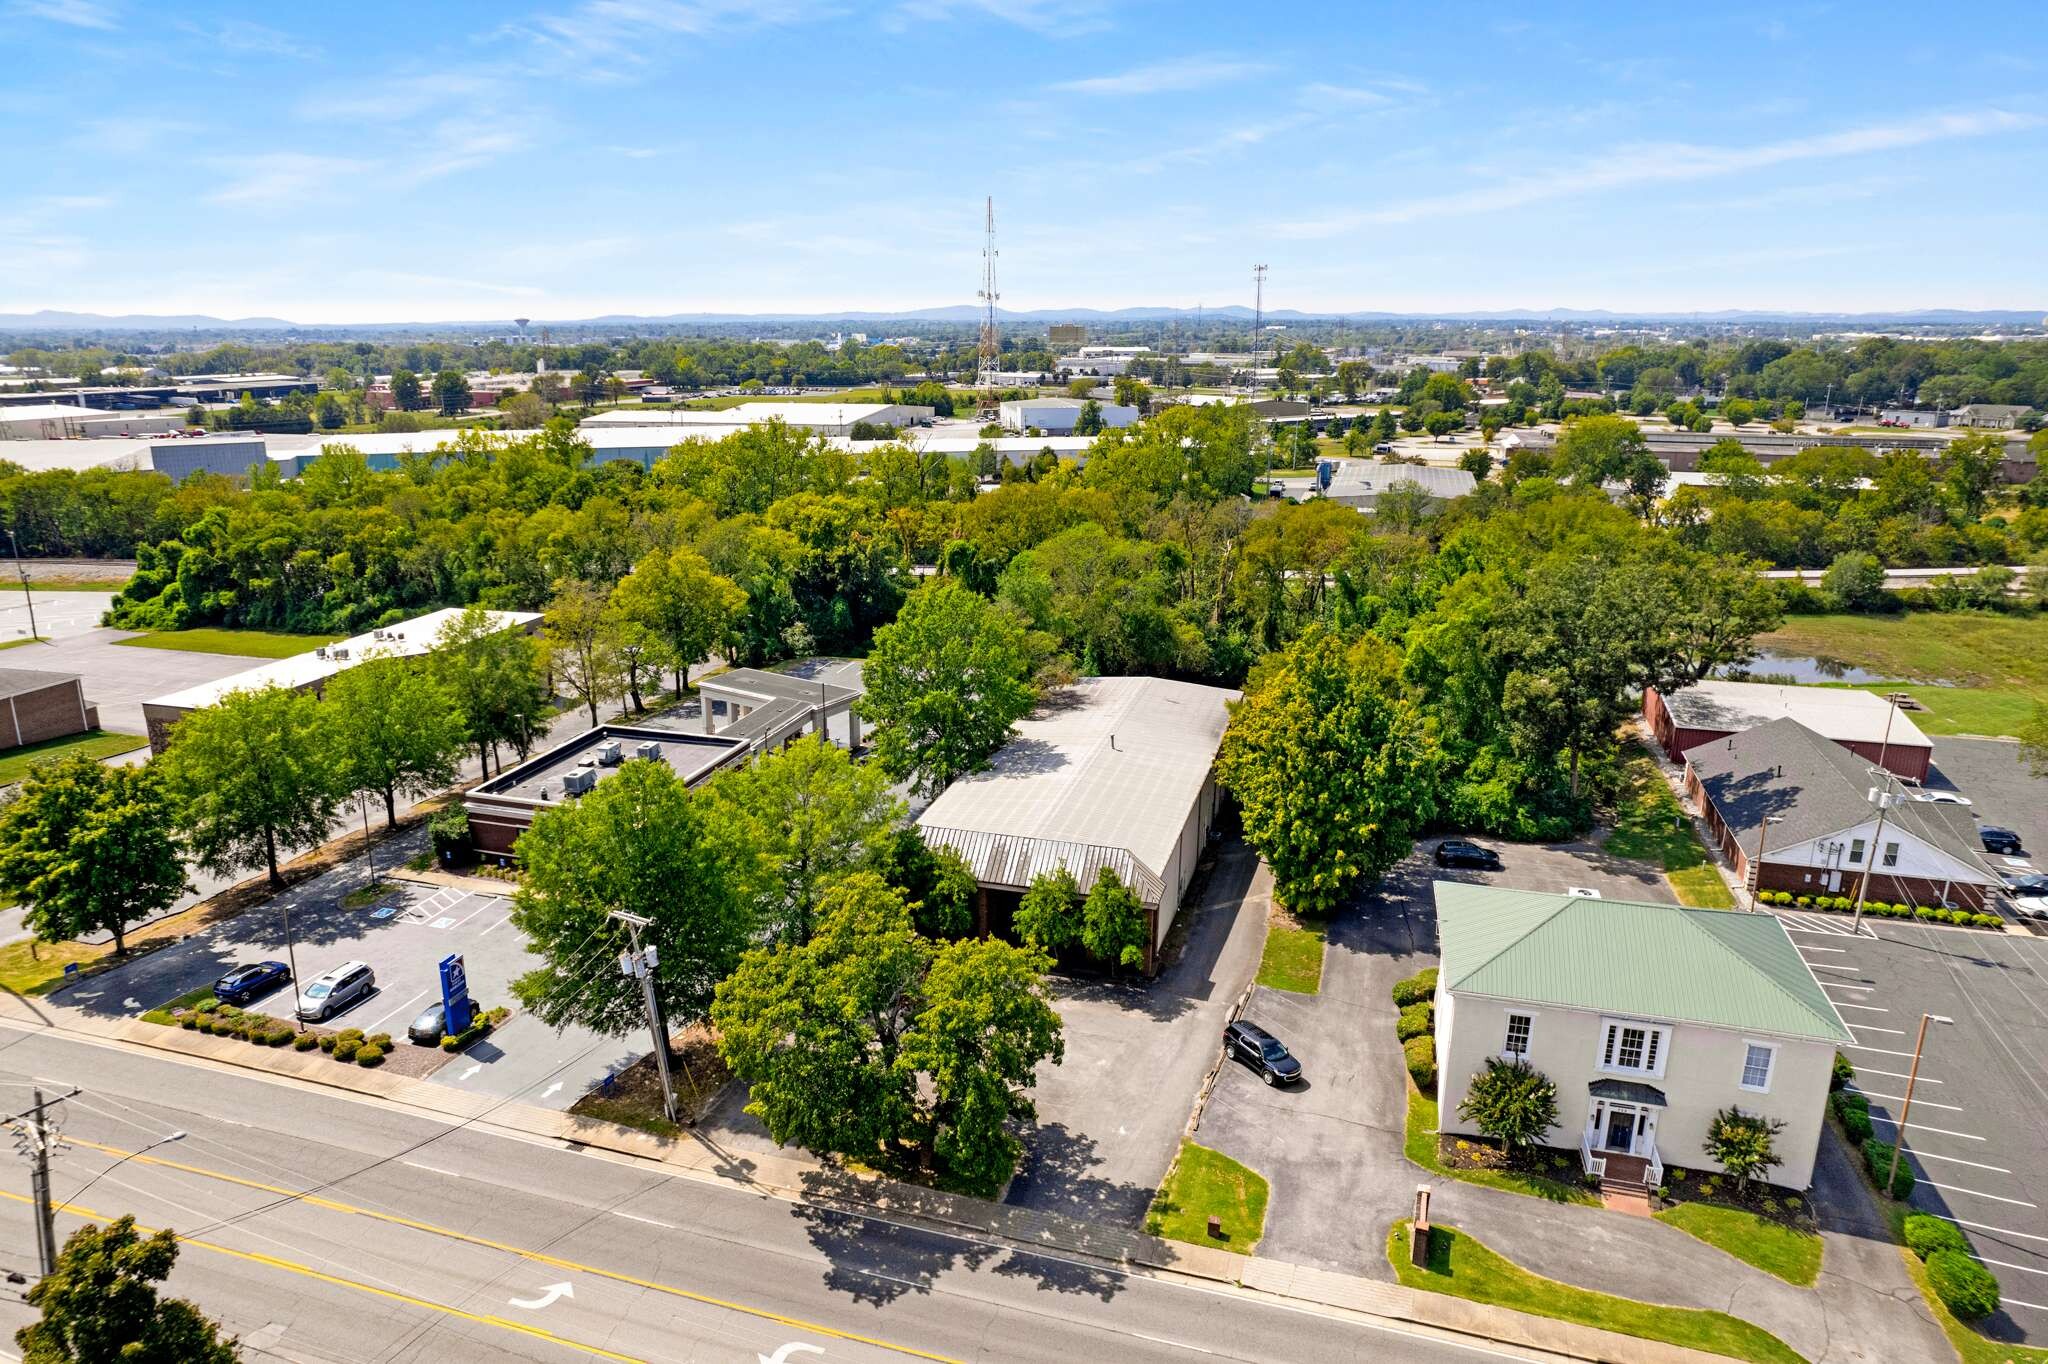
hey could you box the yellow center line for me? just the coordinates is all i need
[1,1188,648,1364]
[54,1136,962,1363]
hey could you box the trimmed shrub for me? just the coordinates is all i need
[368,1033,393,1051]
[318,1035,337,1052]
[293,1033,319,1051]
[1915,906,1938,920]
[1972,914,2003,929]
[1927,1249,2001,1320]
[1403,1035,1437,1089]
[180,1016,199,1029]
[1392,969,1438,1008]
[1795,895,1812,908]
[440,1034,460,1052]
[1905,1214,1970,1261]
[1840,1106,1873,1145]
[1396,1003,1434,1041]
[1831,1052,1855,1092]
[356,1044,385,1067]
[332,1039,359,1062]
[1863,1139,1916,1199]
[266,1029,293,1046]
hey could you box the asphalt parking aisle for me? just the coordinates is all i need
[1794,919,2048,1340]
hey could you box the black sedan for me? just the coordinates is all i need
[1981,825,2026,856]
[213,960,291,1006]
[1434,839,1502,870]
[407,1003,448,1046]
[1224,1020,1304,1086]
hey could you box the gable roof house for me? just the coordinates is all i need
[917,676,1236,973]
[1684,717,2000,910]
[1434,882,1852,1193]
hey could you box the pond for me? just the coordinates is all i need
[1718,649,1895,685]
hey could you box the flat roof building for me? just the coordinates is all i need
[1315,458,1475,510]
[141,607,540,753]
[997,397,1139,435]
[917,675,1237,972]
[580,401,933,435]
[464,725,752,858]
[1644,679,1931,782]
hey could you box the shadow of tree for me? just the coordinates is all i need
[1004,1121,1152,1225]
[791,1168,1004,1306]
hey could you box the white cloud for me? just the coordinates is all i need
[1053,56,1268,96]
[297,72,503,123]
[7,0,113,29]
[1277,108,2043,238]
[887,0,1113,34]
[206,153,374,205]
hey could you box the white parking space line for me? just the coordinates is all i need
[1854,1065,1940,1083]
[363,987,433,1032]
[1915,1150,2009,1173]
[1821,981,1872,993]
[480,913,514,935]
[1952,1217,2048,1244]
[1808,963,1868,975]
[612,1211,676,1229]
[2004,1298,2048,1314]
[1844,1043,1921,1058]
[444,899,494,932]
[1832,1002,1889,1012]
[1978,1256,2048,1278]
[1797,944,1849,954]
[1916,1179,2038,1208]
[1848,1023,1907,1035]
[1869,1116,1985,1141]
[1850,1088,1964,1112]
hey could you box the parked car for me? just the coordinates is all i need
[2004,875,2048,918]
[1223,1020,1304,1086]
[406,1002,447,1046]
[1910,790,1972,807]
[213,960,291,1006]
[295,961,375,1021]
[1434,839,1502,870]
[1981,825,2026,856]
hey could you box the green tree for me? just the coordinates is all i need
[510,758,750,1041]
[1014,864,1081,953]
[1423,410,1461,441]
[2019,704,2048,780]
[1456,1057,1559,1153]
[858,580,1037,797]
[0,756,187,954]
[323,659,466,827]
[16,1216,239,1364]
[1553,413,1651,486]
[1702,1106,1784,1192]
[1080,865,1147,971]
[158,685,342,889]
[389,369,422,411]
[431,370,472,416]
[1074,399,1105,436]
[610,547,747,696]
[1821,551,1888,612]
[700,733,904,945]
[1216,627,1437,914]
[431,607,549,774]
[544,578,628,725]
[1938,431,2005,519]
[1458,447,1494,480]
[872,825,977,939]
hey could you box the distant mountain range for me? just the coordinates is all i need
[1,306,2042,332]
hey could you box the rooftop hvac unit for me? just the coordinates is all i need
[596,740,624,766]
[315,646,328,659]
[562,768,596,795]
[536,784,550,801]
[635,741,662,761]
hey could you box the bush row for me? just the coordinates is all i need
[439,1005,509,1053]
[1391,967,1437,1008]
[1753,890,2001,929]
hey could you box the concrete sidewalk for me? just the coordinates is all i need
[0,993,1738,1364]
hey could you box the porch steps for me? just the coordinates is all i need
[1596,1152,1656,1215]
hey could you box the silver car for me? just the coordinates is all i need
[295,961,375,1021]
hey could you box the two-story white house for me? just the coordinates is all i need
[1433,882,1853,1192]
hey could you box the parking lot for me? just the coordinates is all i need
[59,863,627,1113]
[1788,912,2048,1346]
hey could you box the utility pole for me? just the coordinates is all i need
[610,910,678,1125]
[5,528,39,643]
[1851,766,1902,935]
[1251,265,1268,390]
[1887,1013,1952,1197]
[1748,814,1785,912]
[359,792,377,890]
[6,1087,77,1278]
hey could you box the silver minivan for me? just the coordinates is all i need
[295,961,375,1021]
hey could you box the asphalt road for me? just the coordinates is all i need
[0,1026,1531,1364]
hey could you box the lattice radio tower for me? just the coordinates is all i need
[1250,264,1269,389]
[976,196,1001,418]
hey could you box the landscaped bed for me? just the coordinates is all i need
[1254,908,1324,994]
[1753,888,2003,930]
[568,1023,732,1140]
[139,986,498,1080]
[1144,1139,1269,1253]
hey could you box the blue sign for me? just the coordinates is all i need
[438,953,474,1035]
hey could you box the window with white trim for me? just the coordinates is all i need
[1599,1019,1670,1077]
[1882,841,1900,868]
[1740,1042,1775,1092]
[1849,838,1865,864]
[1503,1012,1532,1058]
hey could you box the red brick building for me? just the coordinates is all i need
[1646,679,1932,782]
[0,669,98,752]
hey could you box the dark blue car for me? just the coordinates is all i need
[214,960,291,1006]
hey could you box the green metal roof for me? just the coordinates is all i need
[1433,882,1852,1044]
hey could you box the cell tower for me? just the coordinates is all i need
[1250,264,1268,389]
[976,196,1001,418]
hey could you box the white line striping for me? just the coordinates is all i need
[1797,944,1849,954]
[480,913,514,935]
[1809,963,1869,975]
[1998,1297,2048,1314]
[1850,1088,1964,1112]
[1868,1115,1986,1141]
[1847,1024,1907,1035]
[1950,1217,2048,1245]
[1914,1150,2009,1173]
[1832,1002,1889,1012]
[362,987,434,1033]
[1854,1065,1940,1083]
[1821,981,1873,993]
[1977,1256,2048,1278]
[1843,1043,1921,1058]
[402,1162,463,1179]
[611,1211,675,1229]
[1916,1179,2037,1208]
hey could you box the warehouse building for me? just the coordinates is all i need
[1644,679,1932,782]
[917,676,1236,973]
[0,670,100,752]
[141,607,540,752]
[580,401,933,436]
[0,403,103,439]
[1315,458,1475,511]
[997,396,1139,435]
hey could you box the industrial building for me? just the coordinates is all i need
[580,401,934,436]
[0,404,106,439]
[1314,459,1475,511]
[917,675,1237,974]
[141,607,540,752]
[1644,679,1932,782]
[464,726,753,857]
[0,670,101,752]
[997,397,1139,435]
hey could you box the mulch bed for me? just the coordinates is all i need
[1658,1166,1817,1227]
[569,1023,731,1131]
[1436,1135,1588,1184]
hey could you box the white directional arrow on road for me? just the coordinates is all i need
[541,1082,562,1100]
[458,1063,481,1081]
[123,997,141,1009]
[761,1345,823,1364]
[507,1282,574,1310]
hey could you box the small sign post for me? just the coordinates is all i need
[1411,1185,1433,1267]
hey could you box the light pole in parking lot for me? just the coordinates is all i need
[1887,1013,1953,1199]
[4,528,39,643]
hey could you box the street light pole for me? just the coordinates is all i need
[359,792,377,889]
[1887,1013,1952,1198]
[1749,815,1785,912]
[5,528,39,643]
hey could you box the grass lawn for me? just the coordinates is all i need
[1604,754,1735,909]
[0,729,148,785]
[1849,683,2038,738]
[0,938,106,996]
[1655,1201,1822,1286]
[1256,917,1324,994]
[1389,1221,1806,1364]
[1143,1140,1269,1253]
[113,627,344,659]
[1404,1088,1599,1206]
[14,578,132,592]
[340,880,398,910]
[1759,611,2048,693]
[0,638,40,651]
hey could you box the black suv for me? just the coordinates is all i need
[1224,1020,1304,1086]
[1981,825,2025,856]
[1434,839,1502,870]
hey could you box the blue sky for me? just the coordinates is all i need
[1,0,2043,322]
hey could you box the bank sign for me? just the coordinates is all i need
[439,953,474,1035]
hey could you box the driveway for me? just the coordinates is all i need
[1931,736,2044,873]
